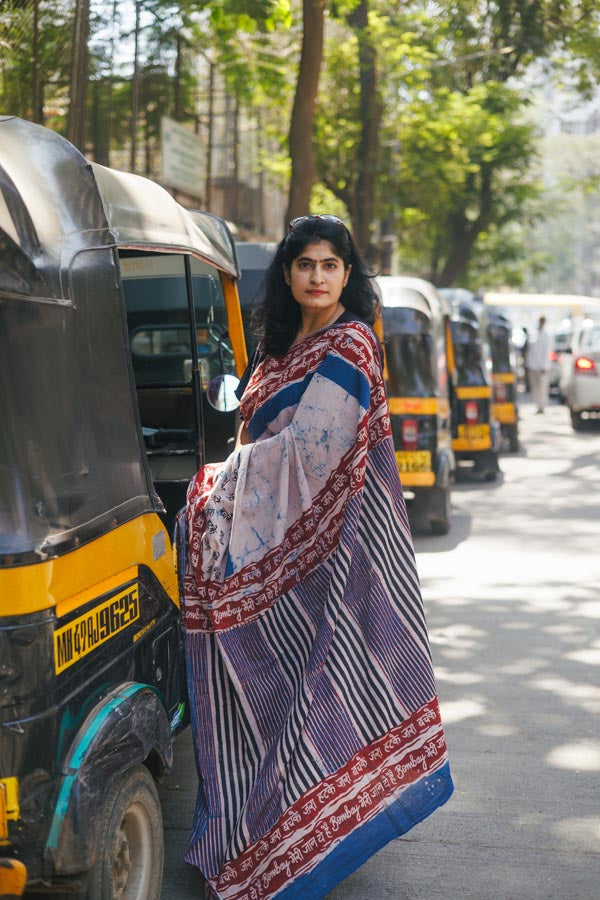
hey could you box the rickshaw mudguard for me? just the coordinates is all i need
[44,682,172,876]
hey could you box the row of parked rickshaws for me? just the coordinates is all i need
[378,279,520,534]
[0,118,520,898]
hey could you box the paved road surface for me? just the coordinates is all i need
[160,399,600,899]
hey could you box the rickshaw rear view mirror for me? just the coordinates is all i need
[207,374,241,412]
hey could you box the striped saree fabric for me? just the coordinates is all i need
[183,320,453,899]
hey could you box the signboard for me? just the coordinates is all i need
[161,116,204,198]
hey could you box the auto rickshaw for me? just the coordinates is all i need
[487,308,520,452]
[235,241,277,358]
[446,294,501,481]
[0,117,247,897]
[377,276,456,534]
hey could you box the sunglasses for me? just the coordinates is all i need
[288,214,348,233]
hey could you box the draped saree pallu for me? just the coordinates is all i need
[183,321,453,899]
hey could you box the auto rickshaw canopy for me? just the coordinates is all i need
[0,116,238,306]
[0,117,240,566]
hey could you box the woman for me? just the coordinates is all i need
[183,215,453,899]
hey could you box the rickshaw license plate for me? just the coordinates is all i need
[458,424,489,441]
[395,450,432,472]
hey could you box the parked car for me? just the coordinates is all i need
[559,318,600,429]
[549,327,573,398]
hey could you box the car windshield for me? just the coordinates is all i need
[553,331,572,351]
[580,325,600,353]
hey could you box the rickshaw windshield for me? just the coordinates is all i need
[383,307,435,397]
[451,321,487,385]
[120,254,235,386]
[488,324,512,373]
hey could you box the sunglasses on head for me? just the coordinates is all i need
[288,214,348,233]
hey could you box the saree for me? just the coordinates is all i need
[183,320,453,899]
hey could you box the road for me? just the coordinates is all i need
[159,398,600,899]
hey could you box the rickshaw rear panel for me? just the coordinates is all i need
[445,294,502,480]
[487,309,520,451]
[377,277,456,535]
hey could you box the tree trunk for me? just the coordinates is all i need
[232,93,239,222]
[285,0,325,225]
[31,0,42,122]
[205,63,215,210]
[174,31,183,120]
[67,0,90,149]
[91,79,110,165]
[436,167,493,285]
[348,0,381,260]
[130,0,141,172]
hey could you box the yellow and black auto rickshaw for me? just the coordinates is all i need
[377,276,456,534]
[447,294,501,481]
[0,117,247,897]
[487,308,520,452]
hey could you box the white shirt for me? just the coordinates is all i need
[526,328,551,371]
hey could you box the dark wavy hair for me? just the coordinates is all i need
[251,216,380,356]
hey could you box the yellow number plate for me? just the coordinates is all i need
[395,450,432,472]
[458,424,490,441]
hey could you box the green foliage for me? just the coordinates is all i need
[389,81,542,282]
[0,0,74,126]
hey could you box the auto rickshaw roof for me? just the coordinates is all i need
[376,275,447,320]
[0,117,239,304]
[91,163,239,278]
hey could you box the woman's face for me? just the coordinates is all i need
[284,240,351,318]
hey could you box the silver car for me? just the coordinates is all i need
[559,318,600,429]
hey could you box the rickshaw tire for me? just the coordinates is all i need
[85,764,163,900]
[508,430,519,453]
[429,487,451,535]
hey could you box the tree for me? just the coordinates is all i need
[286,0,325,223]
[67,0,90,148]
[389,82,541,285]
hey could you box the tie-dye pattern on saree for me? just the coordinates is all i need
[183,320,452,899]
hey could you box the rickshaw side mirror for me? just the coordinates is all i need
[207,374,241,412]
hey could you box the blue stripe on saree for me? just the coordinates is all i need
[276,763,453,900]
[248,354,370,440]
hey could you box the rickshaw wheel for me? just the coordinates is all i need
[508,429,519,453]
[429,486,451,535]
[86,765,163,900]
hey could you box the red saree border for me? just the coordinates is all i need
[212,698,447,899]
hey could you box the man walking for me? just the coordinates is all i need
[526,316,551,413]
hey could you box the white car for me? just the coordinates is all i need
[559,318,600,429]
[549,328,572,397]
